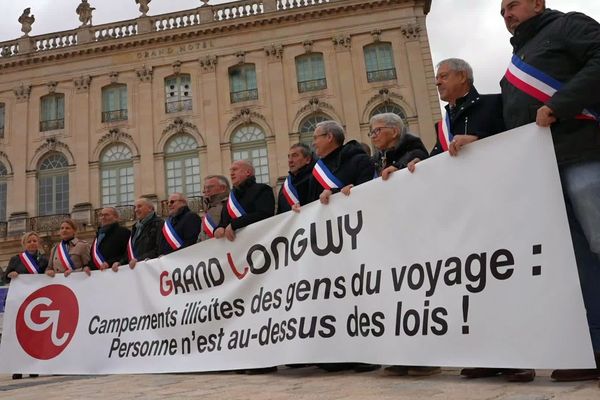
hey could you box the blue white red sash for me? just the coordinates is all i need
[91,239,106,269]
[505,54,599,122]
[202,214,217,238]
[57,240,76,271]
[19,252,40,274]
[127,237,136,261]
[312,159,343,190]
[282,174,300,207]
[437,111,453,152]
[227,192,246,220]
[162,219,184,250]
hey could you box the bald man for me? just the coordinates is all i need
[91,207,130,271]
[159,192,202,255]
[214,160,275,242]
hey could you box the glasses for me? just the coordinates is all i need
[368,126,392,137]
[168,199,182,205]
[312,133,328,141]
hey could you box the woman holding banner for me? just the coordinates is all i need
[45,218,91,277]
[4,231,48,380]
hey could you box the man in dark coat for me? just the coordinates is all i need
[159,193,202,255]
[309,120,376,205]
[214,160,275,242]
[277,143,314,214]
[117,197,163,269]
[93,207,130,271]
[500,0,600,382]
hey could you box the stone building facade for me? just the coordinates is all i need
[0,0,438,265]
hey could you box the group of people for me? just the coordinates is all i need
[3,0,599,385]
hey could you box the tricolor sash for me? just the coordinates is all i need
[312,159,343,190]
[91,239,106,269]
[202,214,217,238]
[127,237,136,261]
[282,174,300,207]
[505,54,599,122]
[437,111,453,152]
[227,192,246,220]
[162,219,184,250]
[57,240,76,271]
[19,252,40,274]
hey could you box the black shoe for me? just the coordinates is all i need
[29,374,39,378]
[244,366,277,375]
[504,369,535,382]
[460,368,505,379]
[317,363,356,372]
[353,363,381,373]
[12,374,22,380]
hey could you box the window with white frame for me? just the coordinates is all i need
[165,134,201,197]
[296,53,327,93]
[364,43,397,83]
[102,84,128,122]
[100,144,134,206]
[231,125,269,184]
[229,64,258,103]
[298,113,330,146]
[165,74,193,113]
[40,94,65,131]
[38,153,69,216]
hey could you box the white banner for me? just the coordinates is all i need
[0,124,595,374]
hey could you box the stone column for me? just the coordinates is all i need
[135,66,157,197]
[199,55,223,176]
[10,84,31,218]
[332,34,361,141]
[72,76,92,205]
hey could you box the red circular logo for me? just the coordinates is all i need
[16,284,79,360]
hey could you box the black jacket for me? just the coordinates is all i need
[373,133,429,173]
[159,206,202,255]
[431,87,505,156]
[308,140,376,201]
[219,176,275,231]
[92,222,131,269]
[120,213,164,265]
[4,252,48,283]
[277,162,315,214]
[501,9,600,165]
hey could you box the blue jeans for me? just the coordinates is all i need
[560,160,600,353]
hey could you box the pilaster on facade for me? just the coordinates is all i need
[332,34,351,52]
[264,44,283,62]
[13,83,31,103]
[199,55,218,73]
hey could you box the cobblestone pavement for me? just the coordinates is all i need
[0,368,597,400]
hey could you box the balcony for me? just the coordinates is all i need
[166,99,193,114]
[298,78,327,93]
[102,109,128,123]
[29,213,71,233]
[230,89,258,103]
[367,68,397,83]
[39,119,65,132]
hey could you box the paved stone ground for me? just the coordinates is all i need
[0,368,597,400]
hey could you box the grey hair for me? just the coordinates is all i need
[104,206,120,218]
[170,192,188,205]
[290,143,313,159]
[234,159,255,176]
[315,120,345,146]
[205,175,231,190]
[135,197,155,210]
[369,112,406,134]
[437,58,474,85]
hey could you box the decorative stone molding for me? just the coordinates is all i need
[158,117,205,151]
[401,24,421,40]
[264,44,283,62]
[303,40,313,54]
[135,65,153,82]
[161,117,198,136]
[365,88,404,108]
[371,29,382,42]
[295,97,334,119]
[47,81,58,94]
[235,51,245,64]
[332,34,351,51]
[13,83,31,102]
[199,55,217,73]
[30,138,75,170]
[93,127,139,161]
[228,108,266,127]
[0,151,13,174]
[172,60,182,75]
[109,71,119,83]
[73,75,92,92]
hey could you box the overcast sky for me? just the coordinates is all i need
[0,0,598,94]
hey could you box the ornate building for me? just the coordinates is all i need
[0,0,438,265]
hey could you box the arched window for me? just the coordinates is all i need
[100,144,134,206]
[363,43,397,83]
[38,153,69,216]
[0,162,7,221]
[298,113,330,146]
[370,103,408,125]
[296,53,327,93]
[165,135,201,197]
[40,93,65,131]
[229,64,258,103]
[165,74,193,113]
[102,84,128,122]
[231,125,269,184]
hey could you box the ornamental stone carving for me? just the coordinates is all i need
[264,44,283,61]
[371,29,382,42]
[228,108,266,127]
[109,71,119,84]
[47,81,58,94]
[366,88,404,109]
[161,117,197,136]
[303,40,313,54]
[76,0,95,27]
[199,55,217,73]
[135,65,153,82]
[332,34,351,51]
[401,24,421,40]
[172,60,182,75]
[18,8,35,37]
[74,75,92,92]
[136,0,151,17]
[235,51,245,64]
[31,138,75,169]
[13,83,31,102]
[295,97,335,119]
